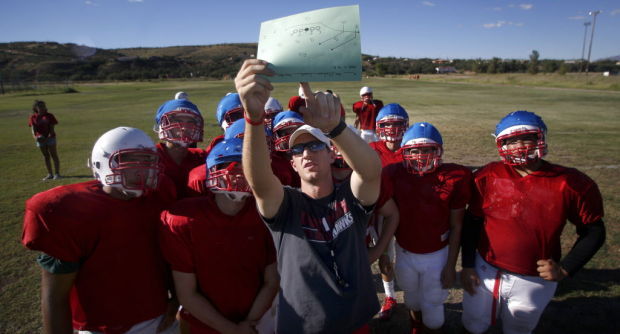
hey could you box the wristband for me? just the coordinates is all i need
[325,120,347,139]
[244,112,265,126]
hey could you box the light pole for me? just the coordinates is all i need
[580,21,591,72]
[585,10,601,75]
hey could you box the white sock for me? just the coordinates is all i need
[383,280,395,298]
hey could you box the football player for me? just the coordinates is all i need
[368,103,410,320]
[264,96,283,128]
[160,138,278,334]
[461,110,606,334]
[271,110,304,188]
[154,98,207,198]
[22,127,178,334]
[383,122,472,333]
[352,86,384,143]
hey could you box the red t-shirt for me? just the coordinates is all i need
[157,143,206,198]
[22,179,176,334]
[469,161,604,276]
[370,141,402,167]
[383,163,472,253]
[160,196,276,334]
[28,112,58,138]
[352,100,383,130]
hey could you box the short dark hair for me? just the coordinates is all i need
[32,100,47,113]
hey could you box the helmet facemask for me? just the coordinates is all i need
[104,149,160,197]
[402,143,443,176]
[158,110,204,145]
[496,128,547,166]
[376,117,408,143]
[221,107,244,130]
[207,161,251,201]
[273,121,303,151]
[331,146,351,171]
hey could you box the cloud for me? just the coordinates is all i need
[519,4,533,10]
[84,0,98,6]
[568,16,586,20]
[483,21,524,29]
[421,1,435,7]
[128,0,144,2]
[492,7,502,11]
[611,9,620,16]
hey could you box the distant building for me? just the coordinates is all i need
[432,59,452,64]
[435,66,457,74]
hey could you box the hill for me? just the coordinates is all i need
[1,42,619,83]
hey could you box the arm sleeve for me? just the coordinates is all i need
[560,219,606,276]
[461,210,483,268]
[159,211,195,273]
[37,253,80,274]
[450,169,473,210]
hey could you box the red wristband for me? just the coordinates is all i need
[244,112,265,126]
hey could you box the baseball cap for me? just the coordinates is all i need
[288,125,331,148]
[360,86,372,96]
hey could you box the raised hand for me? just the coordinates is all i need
[299,82,342,133]
[234,59,274,121]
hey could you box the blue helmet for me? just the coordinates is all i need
[376,103,409,143]
[495,110,547,165]
[154,99,203,144]
[216,93,244,130]
[272,111,304,151]
[401,122,443,175]
[206,138,243,169]
[225,119,246,140]
[205,138,250,195]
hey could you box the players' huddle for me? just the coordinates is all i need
[23,59,605,334]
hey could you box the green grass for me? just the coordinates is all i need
[1,76,619,333]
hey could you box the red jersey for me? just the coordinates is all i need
[271,151,301,188]
[352,100,383,130]
[28,112,58,138]
[22,179,176,334]
[186,164,210,197]
[157,143,206,198]
[370,141,402,167]
[160,196,276,334]
[470,161,604,276]
[383,163,472,253]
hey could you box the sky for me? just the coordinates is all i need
[1,0,619,60]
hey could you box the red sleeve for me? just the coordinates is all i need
[567,173,604,226]
[352,101,362,115]
[159,210,195,273]
[22,195,97,262]
[264,230,277,266]
[186,165,208,197]
[375,100,384,111]
[449,167,473,210]
[28,114,36,127]
[288,96,304,112]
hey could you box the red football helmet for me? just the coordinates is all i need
[158,109,204,144]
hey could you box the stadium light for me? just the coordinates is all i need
[580,21,591,72]
[585,10,601,75]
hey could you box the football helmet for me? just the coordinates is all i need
[401,122,443,175]
[272,111,304,151]
[216,93,244,130]
[154,99,204,146]
[174,91,188,100]
[360,86,372,96]
[264,97,283,128]
[332,124,358,171]
[495,110,547,166]
[89,127,160,198]
[376,103,409,143]
[224,119,273,151]
[206,138,250,201]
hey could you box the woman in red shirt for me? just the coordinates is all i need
[28,100,60,180]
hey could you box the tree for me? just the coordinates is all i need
[528,50,539,75]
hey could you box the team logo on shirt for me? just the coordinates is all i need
[301,199,353,242]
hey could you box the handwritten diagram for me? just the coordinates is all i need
[257,5,361,82]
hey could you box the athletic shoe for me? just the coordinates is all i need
[53,174,61,180]
[378,296,397,320]
[42,174,53,181]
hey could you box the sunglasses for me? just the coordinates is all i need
[289,140,328,156]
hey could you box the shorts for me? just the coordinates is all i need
[36,136,56,147]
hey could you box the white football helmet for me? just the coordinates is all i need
[89,127,160,198]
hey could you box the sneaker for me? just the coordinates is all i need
[53,174,61,180]
[378,296,397,320]
[42,174,53,181]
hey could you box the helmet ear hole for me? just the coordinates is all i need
[95,161,101,169]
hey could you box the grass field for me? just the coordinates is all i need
[0,75,619,333]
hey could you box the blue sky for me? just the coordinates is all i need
[1,0,619,60]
